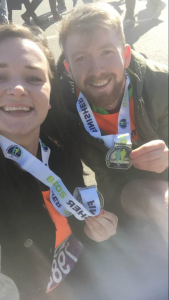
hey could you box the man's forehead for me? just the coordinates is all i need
[65,27,120,56]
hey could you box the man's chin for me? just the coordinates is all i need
[83,91,114,109]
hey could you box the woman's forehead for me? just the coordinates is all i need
[0,37,49,68]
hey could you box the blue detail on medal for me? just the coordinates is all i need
[119,118,128,129]
[6,145,22,159]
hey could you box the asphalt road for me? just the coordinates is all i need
[12,0,168,185]
[13,0,168,64]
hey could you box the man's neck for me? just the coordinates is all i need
[0,128,40,156]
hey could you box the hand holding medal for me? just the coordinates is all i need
[84,210,118,242]
[130,140,169,173]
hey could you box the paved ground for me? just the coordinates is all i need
[13,0,168,64]
[12,0,168,186]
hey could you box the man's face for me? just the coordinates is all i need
[65,28,131,110]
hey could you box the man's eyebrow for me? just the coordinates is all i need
[99,43,116,49]
[71,51,85,58]
[0,63,8,68]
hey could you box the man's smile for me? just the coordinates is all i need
[90,78,112,87]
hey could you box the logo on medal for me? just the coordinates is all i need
[106,144,132,169]
[41,143,49,152]
[6,145,22,159]
[119,118,128,129]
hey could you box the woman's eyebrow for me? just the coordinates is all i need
[0,63,8,68]
[25,65,42,71]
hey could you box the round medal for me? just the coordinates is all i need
[73,186,104,210]
[106,144,132,169]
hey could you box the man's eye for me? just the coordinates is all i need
[102,50,113,55]
[26,76,43,84]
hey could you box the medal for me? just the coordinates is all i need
[73,186,104,215]
[106,143,132,169]
[77,73,134,170]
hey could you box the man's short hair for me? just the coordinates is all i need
[59,2,126,52]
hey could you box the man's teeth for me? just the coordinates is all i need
[91,79,109,87]
[4,107,31,112]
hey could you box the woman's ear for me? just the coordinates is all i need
[63,60,73,79]
[124,44,131,69]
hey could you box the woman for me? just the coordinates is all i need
[0,24,117,300]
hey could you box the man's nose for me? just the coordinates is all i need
[89,58,105,77]
[6,84,28,98]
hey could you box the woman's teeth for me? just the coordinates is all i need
[91,79,110,87]
[3,107,31,112]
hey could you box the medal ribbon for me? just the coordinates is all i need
[77,74,131,148]
[0,135,101,220]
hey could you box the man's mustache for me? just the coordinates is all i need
[84,73,116,85]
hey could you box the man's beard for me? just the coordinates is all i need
[81,72,125,110]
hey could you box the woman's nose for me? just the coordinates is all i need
[6,85,28,98]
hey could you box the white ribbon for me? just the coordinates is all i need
[77,74,131,148]
[0,136,101,220]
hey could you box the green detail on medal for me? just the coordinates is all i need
[106,144,132,169]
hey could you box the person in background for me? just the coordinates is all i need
[21,0,47,27]
[0,0,8,24]
[48,0,63,21]
[124,0,166,28]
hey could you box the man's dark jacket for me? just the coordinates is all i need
[56,50,168,211]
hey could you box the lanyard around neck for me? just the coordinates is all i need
[77,74,131,148]
[0,135,101,220]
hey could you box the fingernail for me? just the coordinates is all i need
[94,215,99,218]
[101,210,105,215]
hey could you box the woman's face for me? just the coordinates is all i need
[0,37,51,137]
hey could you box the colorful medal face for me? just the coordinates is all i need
[106,144,132,169]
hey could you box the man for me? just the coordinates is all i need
[57,2,168,217]
[54,3,168,299]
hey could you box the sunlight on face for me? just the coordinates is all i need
[0,38,51,136]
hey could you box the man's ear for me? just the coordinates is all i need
[63,60,73,79]
[124,44,131,69]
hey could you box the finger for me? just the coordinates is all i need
[84,219,107,242]
[85,218,107,237]
[87,216,117,237]
[130,140,165,159]
[131,149,163,164]
[133,162,166,173]
[100,210,118,224]
[84,224,104,242]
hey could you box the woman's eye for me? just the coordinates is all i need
[0,74,8,82]
[75,56,85,63]
[26,76,43,84]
